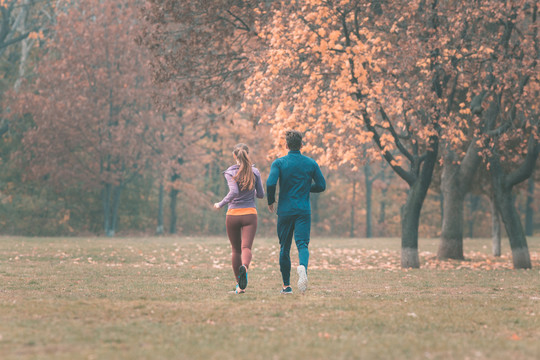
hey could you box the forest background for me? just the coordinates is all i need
[0,0,538,254]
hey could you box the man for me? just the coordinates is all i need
[266,130,326,294]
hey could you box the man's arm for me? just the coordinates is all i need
[310,163,326,193]
[266,161,279,207]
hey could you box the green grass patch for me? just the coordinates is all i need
[0,236,539,359]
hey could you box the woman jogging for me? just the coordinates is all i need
[214,143,265,294]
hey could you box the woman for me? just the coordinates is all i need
[214,143,264,294]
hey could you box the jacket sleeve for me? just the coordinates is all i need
[266,161,279,205]
[310,162,326,193]
[217,173,239,208]
[254,169,265,199]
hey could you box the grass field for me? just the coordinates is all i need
[1,235,539,359]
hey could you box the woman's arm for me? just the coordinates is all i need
[254,169,265,199]
[216,173,239,208]
[266,161,279,205]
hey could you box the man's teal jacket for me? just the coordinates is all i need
[266,150,326,216]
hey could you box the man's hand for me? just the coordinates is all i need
[268,203,274,213]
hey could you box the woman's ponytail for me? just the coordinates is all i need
[232,144,255,191]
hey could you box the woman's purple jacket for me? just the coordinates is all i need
[217,165,265,210]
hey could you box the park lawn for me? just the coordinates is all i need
[0,235,539,360]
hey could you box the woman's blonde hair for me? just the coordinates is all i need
[232,143,255,191]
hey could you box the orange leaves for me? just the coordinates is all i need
[243,0,538,183]
[306,247,540,272]
[379,133,394,150]
[318,332,335,339]
[27,30,44,41]
[316,248,540,271]
[275,102,289,123]
[328,30,341,43]
[58,210,70,225]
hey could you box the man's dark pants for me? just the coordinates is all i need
[277,214,311,286]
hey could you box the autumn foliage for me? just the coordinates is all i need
[7,0,157,235]
[241,0,538,268]
[0,0,537,269]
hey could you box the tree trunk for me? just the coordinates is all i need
[378,169,390,228]
[108,184,123,237]
[490,196,501,257]
[362,108,438,268]
[438,160,465,259]
[350,179,356,238]
[439,192,444,226]
[400,183,424,268]
[490,158,532,268]
[102,182,123,237]
[0,122,8,137]
[438,143,480,259]
[169,174,179,234]
[525,176,534,236]
[14,0,33,92]
[489,136,537,269]
[493,185,531,268]
[401,135,439,268]
[378,197,386,227]
[169,188,178,235]
[102,183,111,235]
[364,164,373,238]
[156,182,164,235]
[468,195,480,238]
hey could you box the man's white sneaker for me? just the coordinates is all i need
[297,265,308,293]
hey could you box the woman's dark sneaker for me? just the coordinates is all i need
[280,286,293,295]
[238,265,248,290]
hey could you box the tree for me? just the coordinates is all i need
[139,1,278,234]
[138,0,266,111]
[245,0,453,268]
[0,0,51,55]
[141,105,209,235]
[9,0,155,236]
[350,158,387,238]
[245,0,538,267]
[439,144,481,259]
[1,0,56,134]
[421,1,539,263]
[490,194,502,256]
[476,2,539,269]
[524,175,535,236]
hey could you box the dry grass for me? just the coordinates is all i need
[0,235,539,359]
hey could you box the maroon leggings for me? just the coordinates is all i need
[225,214,257,281]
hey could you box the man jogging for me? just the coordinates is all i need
[266,130,326,294]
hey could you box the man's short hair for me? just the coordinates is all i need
[285,130,303,151]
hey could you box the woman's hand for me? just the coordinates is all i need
[213,203,220,210]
